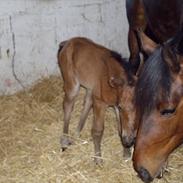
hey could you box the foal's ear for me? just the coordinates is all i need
[109,77,124,88]
[136,29,158,55]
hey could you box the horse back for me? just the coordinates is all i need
[58,37,126,104]
[59,37,123,80]
[127,0,183,42]
[142,0,182,42]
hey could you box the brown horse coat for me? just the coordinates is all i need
[57,37,136,163]
[126,0,183,73]
[133,29,183,182]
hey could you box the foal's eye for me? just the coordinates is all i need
[160,108,176,116]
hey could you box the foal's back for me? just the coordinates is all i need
[58,37,124,91]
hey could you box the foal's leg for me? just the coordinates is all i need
[61,81,80,151]
[123,147,131,160]
[92,99,106,164]
[77,89,92,136]
[114,107,131,160]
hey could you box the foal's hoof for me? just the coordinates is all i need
[157,169,165,179]
[94,157,103,165]
[62,147,67,152]
[157,162,169,179]
[75,130,81,139]
[60,135,73,151]
[94,158,103,165]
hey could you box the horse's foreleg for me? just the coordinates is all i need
[61,82,80,151]
[77,89,92,136]
[114,107,132,160]
[92,99,106,164]
[128,28,141,74]
[123,147,132,160]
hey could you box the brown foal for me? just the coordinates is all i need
[57,37,136,163]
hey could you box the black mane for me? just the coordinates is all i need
[135,47,172,118]
[110,50,135,85]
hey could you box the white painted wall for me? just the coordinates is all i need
[0,0,129,94]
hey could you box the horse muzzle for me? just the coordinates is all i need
[136,167,153,183]
[121,135,135,148]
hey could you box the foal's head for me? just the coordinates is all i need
[133,30,183,182]
[109,52,138,148]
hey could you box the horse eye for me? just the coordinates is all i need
[160,108,176,116]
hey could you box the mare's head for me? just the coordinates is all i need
[133,30,183,182]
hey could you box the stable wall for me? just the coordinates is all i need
[0,0,129,94]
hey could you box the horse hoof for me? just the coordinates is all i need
[60,135,73,149]
[157,169,164,179]
[75,130,81,138]
[62,147,67,152]
[94,157,103,165]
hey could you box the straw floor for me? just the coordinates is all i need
[0,75,183,183]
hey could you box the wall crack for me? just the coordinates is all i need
[9,15,25,89]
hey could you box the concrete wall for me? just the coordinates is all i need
[0,0,129,94]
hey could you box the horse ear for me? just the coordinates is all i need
[109,77,124,88]
[136,29,158,55]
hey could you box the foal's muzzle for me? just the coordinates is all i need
[121,135,135,148]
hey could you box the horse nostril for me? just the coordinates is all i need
[121,136,135,148]
[137,167,153,183]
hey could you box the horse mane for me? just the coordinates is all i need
[135,47,172,118]
[110,50,135,85]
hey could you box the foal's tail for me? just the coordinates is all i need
[57,40,68,59]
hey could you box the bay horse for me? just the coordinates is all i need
[126,0,183,74]
[57,37,136,163]
[133,29,183,182]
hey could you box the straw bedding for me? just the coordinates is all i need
[0,75,183,183]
